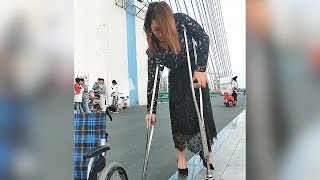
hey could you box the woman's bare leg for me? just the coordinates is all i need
[208,151,213,164]
[177,149,187,169]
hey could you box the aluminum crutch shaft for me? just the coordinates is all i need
[142,65,160,180]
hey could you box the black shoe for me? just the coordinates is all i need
[178,168,188,176]
[199,153,214,170]
[177,159,188,176]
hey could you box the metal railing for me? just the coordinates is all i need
[115,0,148,20]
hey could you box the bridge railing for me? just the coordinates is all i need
[159,91,223,103]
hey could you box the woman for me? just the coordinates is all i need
[144,1,217,176]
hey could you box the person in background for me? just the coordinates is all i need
[110,80,120,113]
[231,76,238,101]
[99,78,107,111]
[74,78,84,114]
[92,78,102,97]
[81,78,90,113]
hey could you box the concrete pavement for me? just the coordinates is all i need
[194,110,246,180]
[105,95,246,180]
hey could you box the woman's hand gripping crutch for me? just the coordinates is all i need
[142,64,162,180]
[182,24,213,180]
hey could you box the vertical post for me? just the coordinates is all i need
[126,0,139,106]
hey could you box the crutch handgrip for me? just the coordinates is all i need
[193,83,201,89]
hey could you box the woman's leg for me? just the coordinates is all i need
[206,138,214,164]
[208,152,213,164]
[176,149,187,169]
[207,141,213,163]
[201,145,214,164]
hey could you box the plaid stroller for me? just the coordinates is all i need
[74,113,107,180]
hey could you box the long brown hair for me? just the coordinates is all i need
[144,1,180,55]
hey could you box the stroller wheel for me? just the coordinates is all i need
[98,162,128,180]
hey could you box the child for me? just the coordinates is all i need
[74,78,84,113]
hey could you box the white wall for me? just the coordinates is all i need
[75,1,150,106]
[75,0,129,104]
[135,17,148,105]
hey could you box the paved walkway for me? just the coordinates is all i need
[107,96,246,180]
[168,109,246,180]
[195,110,246,180]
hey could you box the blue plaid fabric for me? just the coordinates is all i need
[74,112,107,180]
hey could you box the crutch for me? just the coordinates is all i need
[182,25,214,180]
[142,64,161,180]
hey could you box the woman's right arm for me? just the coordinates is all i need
[147,51,161,115]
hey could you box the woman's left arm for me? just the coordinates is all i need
[182,13,210,72]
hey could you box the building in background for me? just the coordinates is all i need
[74,0,233,106]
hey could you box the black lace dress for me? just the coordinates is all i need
[147,13,217,153]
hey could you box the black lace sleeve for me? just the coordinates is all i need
[181,13,210,72]
[146,50,161,114]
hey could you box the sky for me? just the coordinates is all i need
[167,0,246,88]
[220,0,246,88]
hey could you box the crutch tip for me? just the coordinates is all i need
[206,176,214,180]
